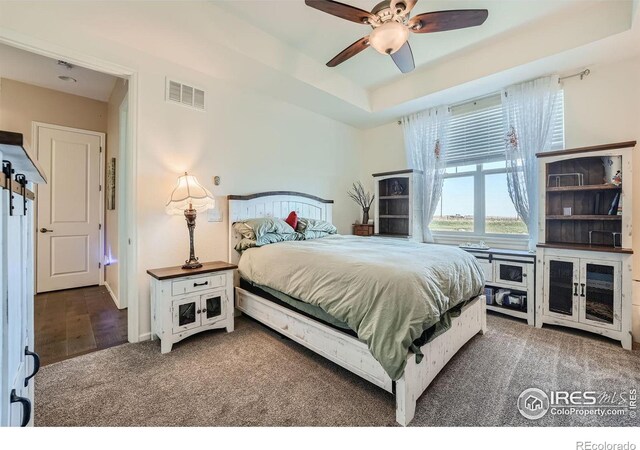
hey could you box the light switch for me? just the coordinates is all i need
[208,208,223,222]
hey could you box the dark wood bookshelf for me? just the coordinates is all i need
[544,155,623,248]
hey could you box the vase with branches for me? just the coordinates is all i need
[348,181,375,225]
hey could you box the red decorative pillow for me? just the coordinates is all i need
[285,211,298,231]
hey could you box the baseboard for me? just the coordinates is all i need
[104,281,122,309]
[138,332,151,342]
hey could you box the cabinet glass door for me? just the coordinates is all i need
[580,260,621,330]
[172,297,200,333]
[545,256,579,320]
[201,291,226,326]
[494,261,528,288]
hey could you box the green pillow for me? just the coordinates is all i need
[233,217,295,240]
[296,218,337,235]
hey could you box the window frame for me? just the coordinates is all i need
[430,90,564,248]
[432,163,529,242]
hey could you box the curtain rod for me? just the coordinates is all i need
[396,69,590,125]
[558,68,590,82]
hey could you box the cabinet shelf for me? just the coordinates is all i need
[379,214,409,219]
[537,242,633,254]
[486,304,528,320]
[546,215,621,221]
[546,184,621,193]
[379,195,409,200]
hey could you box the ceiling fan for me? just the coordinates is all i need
[305,0,488,73]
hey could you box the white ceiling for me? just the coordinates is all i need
[0,1,637,128]
[217,0,585,89]
[0,43,118,101]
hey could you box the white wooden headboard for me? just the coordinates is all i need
[227,191,334,265]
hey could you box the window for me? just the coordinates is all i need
[431,91,564,237]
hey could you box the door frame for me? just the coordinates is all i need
[32,123,106,291]
[0,29,140,343]
[117,93,129,310]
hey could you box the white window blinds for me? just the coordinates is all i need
[445,91,564,167]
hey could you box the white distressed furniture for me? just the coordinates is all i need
[463,248,536,325]
[536,141,635,349]
[0,131,47,427]
[148,261,236,354]
[372,169,423,239]
[228,191,486,426]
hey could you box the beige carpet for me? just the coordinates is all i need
[35,314,640,426]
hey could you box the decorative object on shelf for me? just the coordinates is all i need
[547,172,584,187]
[563,207,572,216]
[601,156,622,186]
[589,230,622,248]
[607,191,620,215]
[353,223,374,236]
[106,157,116,210]
[390,179,405,195]
[347,181,375,226]
[166,172,215,269]
[495,289,510,306]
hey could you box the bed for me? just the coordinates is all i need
[227,191,486,426]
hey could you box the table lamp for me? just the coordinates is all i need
[166,172,215,269]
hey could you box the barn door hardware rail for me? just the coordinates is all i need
[0,131,47,210]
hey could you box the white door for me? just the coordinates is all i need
[1,186,31,426]
[36,125,103,293]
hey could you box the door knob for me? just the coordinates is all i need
[39,228,53,233]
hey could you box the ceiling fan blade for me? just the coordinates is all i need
[327,36,370,67]
[390,41,415,73]
[390,0,418,16]
[408,9,488,33]
[305,0,376,25]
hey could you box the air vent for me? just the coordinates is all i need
[166,78,205,111]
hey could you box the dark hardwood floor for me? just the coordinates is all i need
[35,285,128,366]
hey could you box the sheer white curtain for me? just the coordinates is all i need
[502,75,560,251]
[402,106,450,242]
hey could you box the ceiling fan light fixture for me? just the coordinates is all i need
[369,21,408,55]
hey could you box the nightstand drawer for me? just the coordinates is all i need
[171,274,226,296]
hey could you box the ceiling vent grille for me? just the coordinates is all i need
[166,79,205,111]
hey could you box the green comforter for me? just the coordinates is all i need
[238,235,484,380]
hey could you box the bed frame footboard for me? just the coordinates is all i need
[237,287,486,426]
[395,296,486,425]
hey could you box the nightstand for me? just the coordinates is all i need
[353,223,374,236]
[147,261,237,353]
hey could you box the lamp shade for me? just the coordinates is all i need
[165,172,215,214]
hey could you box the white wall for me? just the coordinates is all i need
[0,2,362,339]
